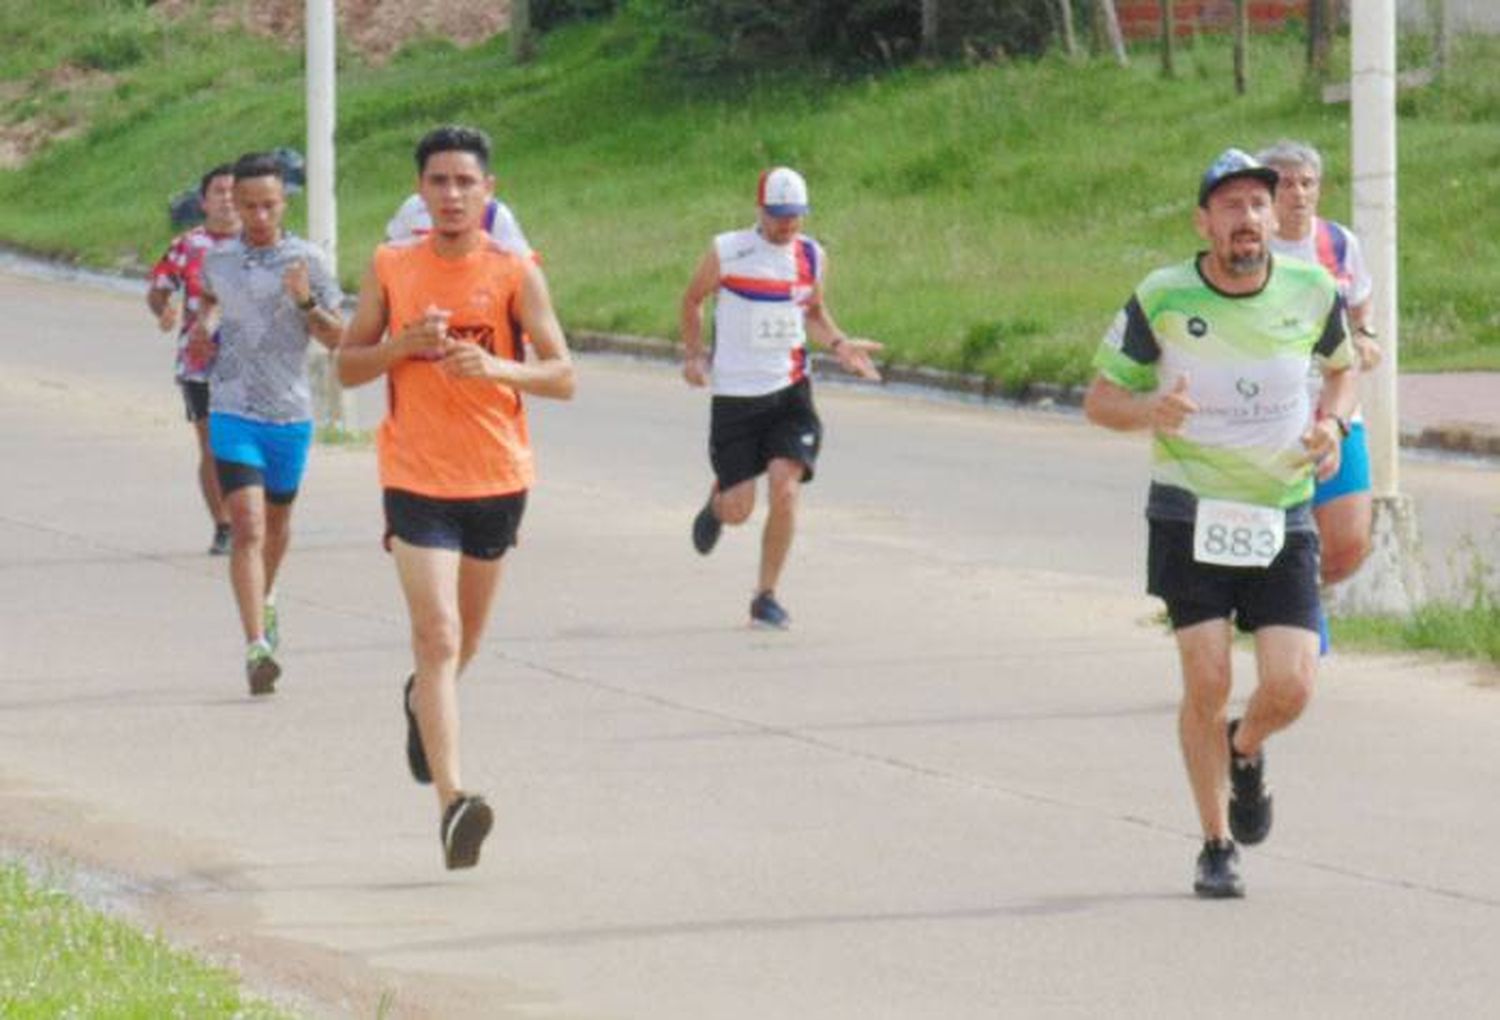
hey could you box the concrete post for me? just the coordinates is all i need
[1331,0,1425,616]
[306,0,355,432]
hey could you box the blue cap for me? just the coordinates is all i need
[1198,148,1280,207]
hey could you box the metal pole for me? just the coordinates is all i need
[305,0,354,430]
[1351,0,1398,496]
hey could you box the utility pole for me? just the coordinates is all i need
[1333,0,1425,615]
[305,0,353,431]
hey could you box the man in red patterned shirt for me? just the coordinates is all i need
[146,164,240,554]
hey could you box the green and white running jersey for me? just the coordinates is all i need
[1093,255,1352,509]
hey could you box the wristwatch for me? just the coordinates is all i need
[296,295,317,312]
[1356,325,1378,338]
[1330,413,1351,438]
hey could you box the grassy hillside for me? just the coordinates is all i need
[2,2,1498,383]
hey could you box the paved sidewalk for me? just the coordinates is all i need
[1399,372,1500,457]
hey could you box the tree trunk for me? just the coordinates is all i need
[1098,0,1128,67]
[1161,0,1175,76]
[1431,0,1451,76]
[510,0,535,64]
[922,0,939,59]
[1233,0,1248,95]
[1057,0,1079,59]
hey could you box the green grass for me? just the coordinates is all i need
[0,861,295,1018]
[1334,537,1500,668]
[1,6,1499,384]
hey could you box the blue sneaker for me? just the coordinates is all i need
[750,591,790,630]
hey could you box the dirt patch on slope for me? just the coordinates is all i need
[154,0,512,61]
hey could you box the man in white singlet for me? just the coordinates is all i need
[385,191,533,259]
[680,167,881,629]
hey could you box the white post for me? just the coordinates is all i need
[306,0,354,431]
[1330,0,1424,617]
[1351,0,1398,496]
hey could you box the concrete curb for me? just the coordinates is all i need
[5,248,1495,462]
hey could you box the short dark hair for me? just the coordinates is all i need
[232,152,284,183]
[415,125,492,174]
[199,163,234,196]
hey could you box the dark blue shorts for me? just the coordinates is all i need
[383,488,527,561]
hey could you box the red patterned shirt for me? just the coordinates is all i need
[148,226,235,382]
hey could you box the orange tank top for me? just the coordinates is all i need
[373,237,534,498]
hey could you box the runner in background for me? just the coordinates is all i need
[1258,140,1380,591]
[146,164,239,555]
[680,167,881,629]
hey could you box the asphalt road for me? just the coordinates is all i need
[1,269,1498,1019]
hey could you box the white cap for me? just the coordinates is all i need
[757,167,809,217]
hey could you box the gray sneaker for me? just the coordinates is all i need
[209,523,232,556]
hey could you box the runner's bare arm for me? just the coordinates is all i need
[336,263,399,387]
[679,248,719,387]
[441,260,575,400]
[1084,374,1197,435]
[803,268,882,382]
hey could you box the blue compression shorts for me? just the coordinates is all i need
[1314,420,1372,507]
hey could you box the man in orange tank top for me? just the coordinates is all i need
[338,125,575,870]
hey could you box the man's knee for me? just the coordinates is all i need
[412,617,462,664]
[1321,536,1370,583]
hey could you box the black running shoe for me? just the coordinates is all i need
[209,523,232,556]
[749,591,790,630]
[1227,719,1273,845]
[441,793,494,870]
[692,498,722,555]
[403,674,431,785]
[1193,838,1245,899]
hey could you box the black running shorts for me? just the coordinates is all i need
[709,378,822,490]
[179,380,210,422]
[1146,518,1321,634]
[383,488,527,561]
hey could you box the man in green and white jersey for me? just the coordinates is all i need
[1084,148,1357,899]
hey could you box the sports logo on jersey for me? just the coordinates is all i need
[451,323,497,354]
[1235,378,1261,400]
[1188,316,1209,338]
